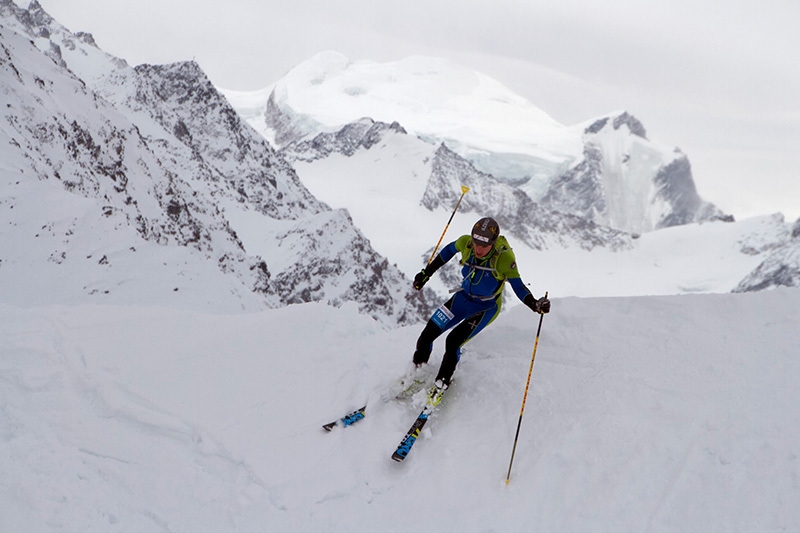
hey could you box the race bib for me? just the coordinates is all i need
[431,304,455,328]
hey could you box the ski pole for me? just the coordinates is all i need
[505,291,547,485]
[427,185,470,264]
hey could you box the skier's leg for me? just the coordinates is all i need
[413,320,442,365]
[436,303,500,384]
[412,295,457,365]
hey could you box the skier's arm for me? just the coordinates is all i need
[510,277,550,314]
[413,241,457,290]
[508,277,531,302]
[429,240,458,273]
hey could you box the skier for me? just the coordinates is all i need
[411,217,550,393]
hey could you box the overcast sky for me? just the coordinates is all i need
[31,0,800,221]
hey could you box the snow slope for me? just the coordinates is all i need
[2,288,799,532]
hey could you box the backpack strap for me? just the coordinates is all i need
[454,238,510,299]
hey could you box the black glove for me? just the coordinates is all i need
[413,269,429,290]
[413,254,446,290]
[524,294,551,314]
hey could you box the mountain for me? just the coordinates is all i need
[284,121,632,254]
[0,1,430,324]
[542,112,731,233]
[282,124,796,298]
[2,1,798,317]
[222,52,799,295]
[234,51,728,237]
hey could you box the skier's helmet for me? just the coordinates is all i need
[471,217,500,248]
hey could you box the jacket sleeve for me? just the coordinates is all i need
[508,277,533,302]
[425,240,458,276]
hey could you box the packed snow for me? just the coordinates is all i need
[2,287,799,532]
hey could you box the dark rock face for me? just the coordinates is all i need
[423,144,631,252]
[282,117,407,162]
[735,216,800,292]
[540,143,606,224]
[544,112,730,234]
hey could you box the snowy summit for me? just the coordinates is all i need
[264,51,571,156]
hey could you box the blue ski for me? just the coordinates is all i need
[322,405,366,431]
[391,383,447,462]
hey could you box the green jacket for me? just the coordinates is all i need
[448,234,527,303]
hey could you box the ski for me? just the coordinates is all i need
[322,405,366,431]
[391,382,447,462]
[323,366,431,432]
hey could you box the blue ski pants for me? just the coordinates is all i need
[412,292,501,384]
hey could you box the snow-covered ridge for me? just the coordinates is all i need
[2,1,798,316]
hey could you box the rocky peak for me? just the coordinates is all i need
[425,144,631,252]
[585,111,647,139]
[265,88,307,147]
[540,110,730,234]
[652,154,730,228]
[282,118,407,162]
